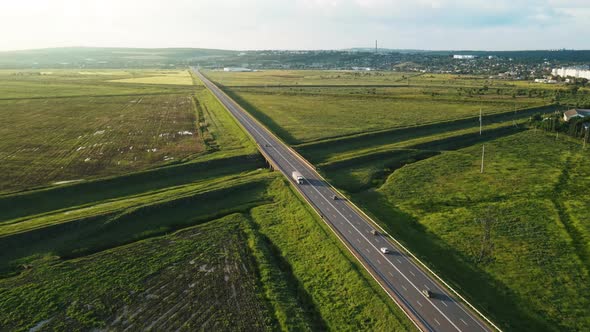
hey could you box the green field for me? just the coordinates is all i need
[0,214,277,331]
[223,86,547,144]
[353,131,590,331]
[0,70,261,193]
[206,69,412,86]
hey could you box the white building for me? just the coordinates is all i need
[552,66,590,80]
[223,67,253,72]
[453,55,476,59]
[563,109,590,121]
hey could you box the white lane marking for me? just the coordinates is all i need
[388,272,394,277]
[374,238,380,242]
[417,300,423,307]
[424,284,430,290]
[401,285,407,291]
[332,214,337,218]
[396,258,402,263]
[377,259,382,265]
[460,319,468,326]
[434,318,441,326]
[365,248,370,253]
[409,271,415,277]
[347,229,352,234]
[357,239,361,243]
[394,249,489,331]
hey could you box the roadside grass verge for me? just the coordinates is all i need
[249,178,416,331]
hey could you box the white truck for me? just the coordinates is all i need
[292,171,304,184]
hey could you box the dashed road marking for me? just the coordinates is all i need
[377,259,382,264]
[409,271,415,277]
[460,319,468,326]
[417,300,423,307]
[442,301,448,307]
[388,272,394,277]
[424,284,430,290]
[401,285,407,291]
[396,258,402,263]
[434,318,441,326]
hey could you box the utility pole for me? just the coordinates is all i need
[481,144,485,174]
[479,108,482,135]
[375,40,378,54]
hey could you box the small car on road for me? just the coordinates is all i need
[332,195,338,200]
[380,247,390,254]
[370,229,378,235]
[422,289,433,298]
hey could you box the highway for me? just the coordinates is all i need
[193,68,494,332]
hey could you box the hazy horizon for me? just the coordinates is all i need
[1,0,589,52]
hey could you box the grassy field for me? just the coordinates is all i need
[0,94,202,192]
[109,70,194,85]
[0,70,195,98]
[224,86,547,144]
[350,131,590,331]
[0,69,260,193]
[0,214,278,331]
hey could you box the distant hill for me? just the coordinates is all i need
[2,46,590,69]
[0,47,236,68]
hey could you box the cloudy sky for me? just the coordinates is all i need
[1,0,589,51]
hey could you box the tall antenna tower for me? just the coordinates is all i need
[375,40,378,54]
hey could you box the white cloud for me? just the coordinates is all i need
[0,0,588,51]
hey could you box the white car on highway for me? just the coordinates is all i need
[380,247,390,254]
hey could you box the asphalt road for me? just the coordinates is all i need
[194,68,493,332]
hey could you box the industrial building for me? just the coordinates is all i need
[223,67,253,72]
[453,55,476,59]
